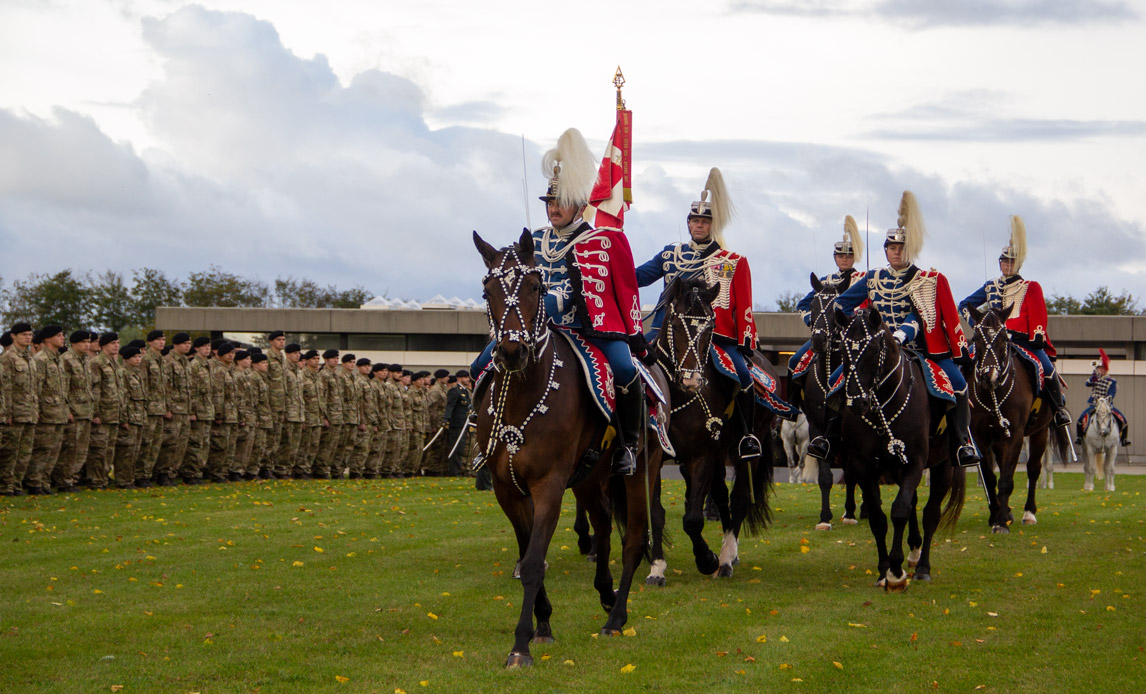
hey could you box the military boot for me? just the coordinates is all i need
[734,389,761,460]
[807,408,840,462]
[952,392,981,467]
[612,379,642,476]
[1042,374,1071,429]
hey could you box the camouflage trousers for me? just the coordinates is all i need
[0,423,36,494]
[335,423,360,477]
[265,419,283,469]
[365,427,387,475]
[382,428,409,476]
[54,419,91,488]
[247,428,271,475]
[314,424,344,477]
[422,426,450,476]
[233,424,255,475]
[155,414,191,481]
[84,422,117,488]
[207,423,237,481]
[137,415,165,480]
[115,424,143,487]
[404,431,425,476]
[297,425,322,476]
[347,426,370,476]
[27,422,65,490]
[180,420,211,481]
[274,421,302,476]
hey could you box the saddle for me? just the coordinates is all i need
[710,342,798,420]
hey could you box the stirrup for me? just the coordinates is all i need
[807,436,831,461]
[1121,438,1132,447]
[470,451,485,472]
[738,434,762,460]
[956,443,981,467]
[613,446,637,476]
[1053,410,1071,428]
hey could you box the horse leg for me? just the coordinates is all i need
[1023,429,1048,525]
[1083,446,1095,491]
[682,454,719,575]
[906,491,922,568]
[913,462,951,583]
[859,475,891,587]
[492,483,545,668]
[573,498,595,559]
[994,445,1018,534]
[842,465,860,524]
[712,467,739,578]
[1105,446,1117,492]
[980,449,1002,531]
[884,475,919,592]
[645,474,669,587]
[604,461,658,634]
[816,451,834,530]
[579,485,617,616]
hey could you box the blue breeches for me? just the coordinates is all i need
[830,355,967,395]
[471,334,637,387]
[714,336,752,389]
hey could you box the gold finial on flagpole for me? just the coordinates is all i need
[614,66,626,110]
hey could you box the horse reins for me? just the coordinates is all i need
[971,321,1015,432]
[843,313,912,465]
[657,292,723,439]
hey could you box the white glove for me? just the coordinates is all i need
[892,330,907,344]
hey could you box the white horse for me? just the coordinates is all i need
[780,413,809,483]
[1083,396,1119,492]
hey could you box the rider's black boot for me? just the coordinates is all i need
[1119,419,1132,447]
[612,378,642,476]
[952,391,981,467]
[807,407,840,462]
[1042,373,1071,429]
[1075,416,1086,445]
[735,389,761,460]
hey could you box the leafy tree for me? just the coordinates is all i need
[90,270,134,332]
[1,270,91,330]
[275,276,372,308]
[774,290,802,313]
[131,268,183,330]
[1047,286,1139,315]
[183,265,269,308]
[1046,293,1082,316]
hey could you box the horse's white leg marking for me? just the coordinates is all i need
[719,530,738,567]
[646,558,667,580]
[1022,510,1037,525]
[907,547,922,567]
[801,455,819,484]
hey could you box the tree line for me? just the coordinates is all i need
[0,266,372,342]
[772,286,1141,315]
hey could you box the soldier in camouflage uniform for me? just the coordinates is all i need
[277,343,305,478]
[422,369,450,476]
[1,323,38,496]
[349,357,375,478]
[155,333,193,486]
[207,342,239,483]
[180,337,214,483]
[297,350,324,478]
[28,325,69,494]
[382,363,408,477]
[335,354,362,478]
[314,349,344,479]
[399,370,420,476]
[115,345,148,488]
[365,364,390,478]
[136,331,168,486]
[54,331,94,492]
[232,350,256,480]
[251,353,275,477]
[84,333,122,490]
[264,331,288,475]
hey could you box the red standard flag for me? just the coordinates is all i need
[586,109,632,230]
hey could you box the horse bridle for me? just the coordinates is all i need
[483,246,551,371]
[971,319,1015,431]
[809,288,843,390]
[656,288,714,388]
[842,312,912,464]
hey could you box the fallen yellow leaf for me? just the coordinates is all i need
[335,675,349,683]
[111,687,124,692]
[833,661,843,670]
[292,561,304,567]
[779,663,792,671]
[419,683,428,688]
[780,636,790,643]
[800,546,810,554]
[756,634,767,643]
[314,547,324,553]
[621,664,636,673]
[452,650,463,657]
[623,627,636,637]
[427,612,438,620]
[563,660,575,666]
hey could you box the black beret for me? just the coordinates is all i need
[58,346,68,355]
[39,325,63,340]
[172,332,191,345]
[402,370,413,377]
[433,368,450,379]
[447,375,458,384]
[268,330,285,340]
[192,336,211,349]
[356,358,371,367]
[32,330,43,344]
[285,343,301,353]
[388,363,402,372]
[249,347,263,355]
[251,352,268,364]
[454,369,471,379]
[371,363,387,372]
[210,339,224,351]
[0,333,11,348]
[86,330,98,341]
[10,322,32,335]
[303,350,319,360]
[341,354,356,363]
[322,349,340,360]
[127,339,145,349]
[69,330,89,344]
[161,345,173,356]
[234,350,250,362]
[217,342,236,356]
[146,330,165,342]
[120,345,142,360]
[99,332,119,347]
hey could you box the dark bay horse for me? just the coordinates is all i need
[834,307,966,590]
[654,277,774,580]
[966,307,1072,533]
[473,230,666,667]
[800,272,862,530]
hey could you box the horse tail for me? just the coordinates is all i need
[740,455,775,535]
[938,463,966,533]
[1050,423,1073,466]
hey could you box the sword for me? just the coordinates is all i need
[421,424,446,452]
[447,424,471,460]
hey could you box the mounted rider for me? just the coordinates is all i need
[833,191,980,467]
[957,215,1071,430]
[472,128,647,475]
[1076,349,1131,446]
[635,168,761,460]
[791,215,867,460]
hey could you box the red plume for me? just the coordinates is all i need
[1099,348,1110,371]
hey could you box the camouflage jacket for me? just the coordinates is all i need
[210,360,239,424]
[284,360,305,423]
[121,362,148,426]
[256,371,273,428]
[302,368,323,427]
[34,348,69,424]
[163,350,192,416]
[188,354,215,421]
[142,349,167,416]
[89,352,122,424]
[61,347,93,420]
[266,349,287,414]
[320,366,343,425]
[1,348,38,424]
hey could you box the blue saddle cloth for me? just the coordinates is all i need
[827,352,956,404]
[709,343,798,420]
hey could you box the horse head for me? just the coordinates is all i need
[657,277,718,393]
[839,307,895,415]
[969,307,1012,390]
[474,229,548,373]
[1094,396,1114,437]
[809,272,849,354]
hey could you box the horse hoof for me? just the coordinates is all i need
[531,635,555,645]
[645,576,666,587]
[883,571,909,593]
[842,517,859,525]
[991,525,1009,535]
[696,552,720,576]
[1021,511,1037,525]
[874,578,886,588]
[717,564,734,578]
[731,556,739,567]
[599,628,621,637]
[815,522,832,531]
[505,652,533,669]
[913,572,932,583]
[907,548,922,567]
[1083,484,1094,492]
[586,554,596,563]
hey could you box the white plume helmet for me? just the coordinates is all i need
[1001,215,1028,272]
[885,190,927,264]
[835,215,864,259]
[689,167,735,247]
[539,128,598,210]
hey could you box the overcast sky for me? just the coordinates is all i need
[2,0,1144,308]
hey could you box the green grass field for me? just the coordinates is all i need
[1,471,1143,693]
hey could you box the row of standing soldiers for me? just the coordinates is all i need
[0,325,475,496]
